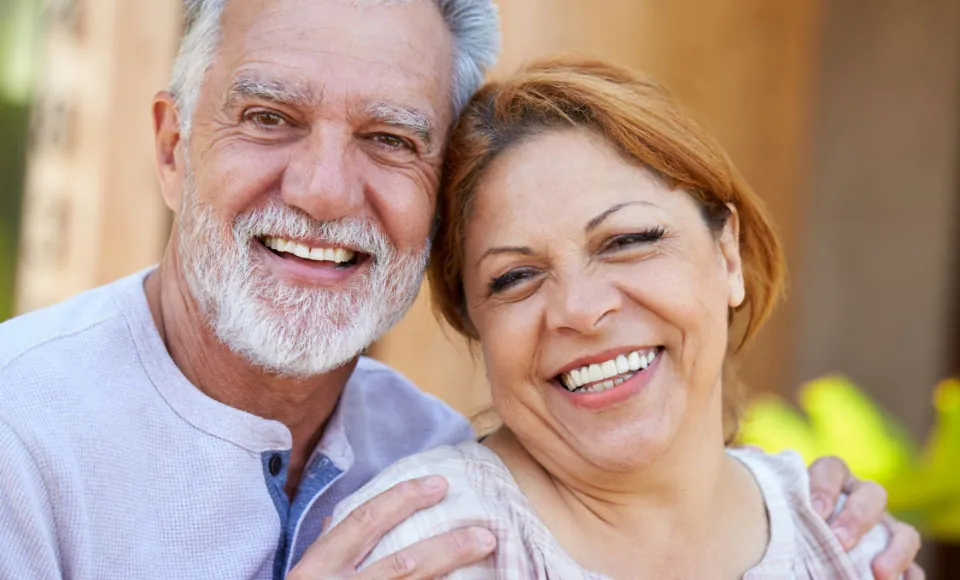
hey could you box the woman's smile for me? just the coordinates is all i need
[555,346,662,393]
[551,346,665,410]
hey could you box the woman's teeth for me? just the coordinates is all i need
[559,348,660,393]
[262,237,356,264]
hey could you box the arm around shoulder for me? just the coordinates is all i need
[327,447,527,579]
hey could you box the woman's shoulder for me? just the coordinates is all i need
[728,448,888,578]
[329,441,539,576]
[331,442,517,524]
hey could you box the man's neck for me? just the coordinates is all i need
[144,250,355,496]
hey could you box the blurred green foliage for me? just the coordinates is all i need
[739,376,960,542]
[0,0,38,321]
[0,100,28,321]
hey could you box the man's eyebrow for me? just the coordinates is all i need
[477,246,534,267]
[362,102,434,146]
[226,76,318,108]
[586,201,657,233]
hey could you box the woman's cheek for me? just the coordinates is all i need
[481,310,538,397]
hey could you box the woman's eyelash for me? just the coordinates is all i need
[603,226,666,250]
[486,227,664,295]
[489,269,537,294]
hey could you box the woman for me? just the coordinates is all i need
[328,58,890,578]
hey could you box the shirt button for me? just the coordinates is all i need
[269,454,283,477]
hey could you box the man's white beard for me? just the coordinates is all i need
[176,175,428,378]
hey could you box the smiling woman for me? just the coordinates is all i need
[434,58,785,444]
[327,57,895,579]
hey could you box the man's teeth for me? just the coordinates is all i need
[263,237,356,264]
[559,348,660,393]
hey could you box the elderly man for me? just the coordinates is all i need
[0,0,922,578]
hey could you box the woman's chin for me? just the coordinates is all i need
[560,415,681,474]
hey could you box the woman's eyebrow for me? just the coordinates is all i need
[585,200,657,233]
[477,246,533,267]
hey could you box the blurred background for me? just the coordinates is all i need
[1,0,958,575]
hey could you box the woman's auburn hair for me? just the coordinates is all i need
[428,57,787,441]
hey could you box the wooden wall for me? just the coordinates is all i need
[793,0,960,439]
[14,0,179,313]
[372,0,823,414]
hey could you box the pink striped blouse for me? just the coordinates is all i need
[329,443,889,579]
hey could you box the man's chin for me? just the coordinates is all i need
[212,307,379,378]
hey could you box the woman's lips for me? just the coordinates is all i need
[557,347,662,392]
[553,349,662,410]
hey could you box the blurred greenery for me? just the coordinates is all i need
[0,0,39,321]
[739,376,960,542]
[0,102,28,321]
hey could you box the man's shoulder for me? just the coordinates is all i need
[0,273,145,371]
[0,273,151,421]
[347,356,474,443]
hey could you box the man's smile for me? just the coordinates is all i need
[260,236,362,269]
[255,235,372,285]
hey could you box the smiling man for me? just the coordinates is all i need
[0,1,922,579]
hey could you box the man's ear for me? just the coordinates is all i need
[720,204,746,309]
[153,91,186,213]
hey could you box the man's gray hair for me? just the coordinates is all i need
[168,0,501,137]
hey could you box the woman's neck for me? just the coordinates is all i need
[484,424,768,579]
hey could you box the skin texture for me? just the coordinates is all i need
[144,0,921,577]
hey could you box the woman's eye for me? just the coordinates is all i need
[489,269,538,294]
[371,134,414,151]
[244,110,287,128]
[603,227,666,251]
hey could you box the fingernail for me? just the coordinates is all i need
[832,526,851,549]
[474,529,496,549]
[875,554,894,573]
[420,476,446,492]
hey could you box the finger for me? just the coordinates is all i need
[871,516,922,580]
[904,562,926,580]
[807,456,850,520]
[355,527,497,580]
[297,476,449,572]
[829,479,887,550]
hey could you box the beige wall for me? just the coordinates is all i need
[373,0,823,413]
[15,0,179,313]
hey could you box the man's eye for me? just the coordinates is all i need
[244,110,287,128]
[371,134,414,151]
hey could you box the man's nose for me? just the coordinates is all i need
[280,130,365,222]
[544,272,622,335]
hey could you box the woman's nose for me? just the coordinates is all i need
[544,274,622,334]
[280,130,365,222]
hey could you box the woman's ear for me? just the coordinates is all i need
[720,204,746,309]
